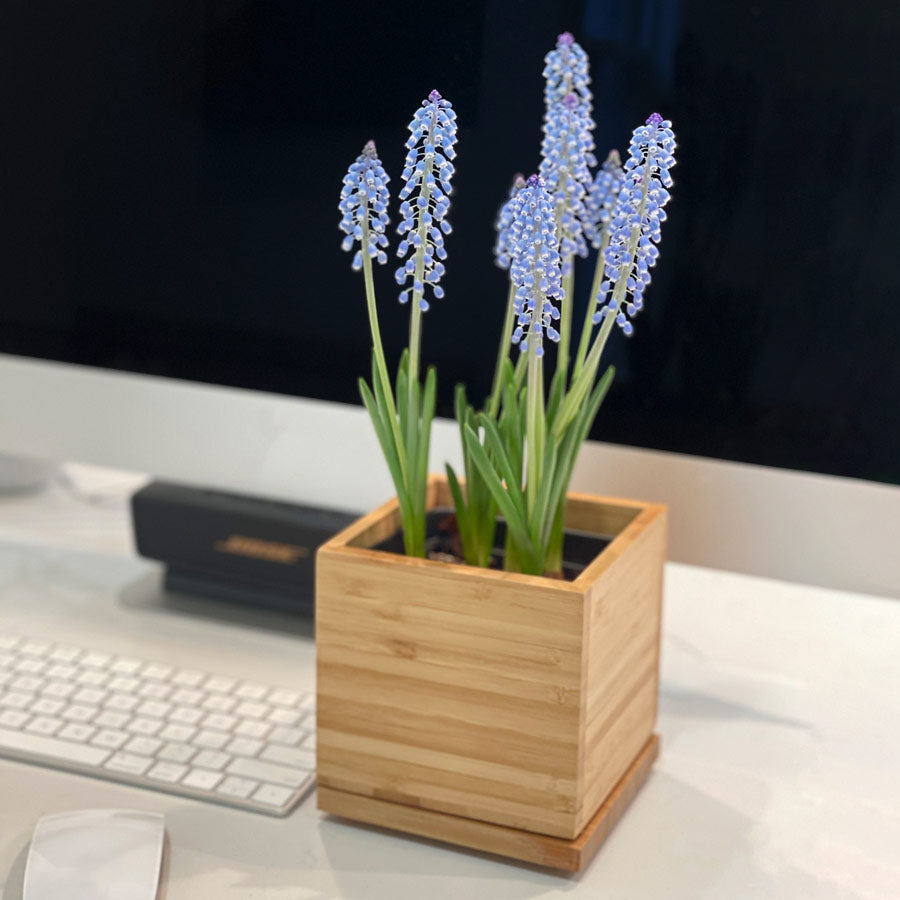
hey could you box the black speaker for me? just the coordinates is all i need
[131,482,357,615]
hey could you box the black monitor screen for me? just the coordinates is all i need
[2,1,898,485]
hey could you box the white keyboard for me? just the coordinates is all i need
[0,634,315,816]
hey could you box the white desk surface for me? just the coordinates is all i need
[0,466,898,900]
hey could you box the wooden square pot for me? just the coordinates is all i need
[316,475,666,870]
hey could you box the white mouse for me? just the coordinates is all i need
[23,808,165,900]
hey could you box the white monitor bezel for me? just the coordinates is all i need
[2,352,898,598]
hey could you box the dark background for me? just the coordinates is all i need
[2,0,898,485]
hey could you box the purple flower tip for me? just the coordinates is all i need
[526,174,544,188]
[428,89,442,103]
[557,32,574,47]
[563,92,578,109]
[646,112,663,127]
[362,140,377,157]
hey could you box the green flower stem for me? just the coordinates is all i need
[556,265,575,385]
[543,499,566,574]
[525,323,545,518]
[573,230,610,381]
[553,161,653,441]
[361,220,408,484]
[487,282,518,418]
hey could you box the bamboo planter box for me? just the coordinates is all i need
[316,475,666,872]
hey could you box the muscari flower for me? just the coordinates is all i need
[493,173,526,270]
[508,175,564,356]
[594,113,676,335]
[339,140,390,271]
[540,91,596,269]
[394,90,457,312]
[584,149,625,249]
[543,32,592,115]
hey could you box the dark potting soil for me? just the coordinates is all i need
[371,508,612,582]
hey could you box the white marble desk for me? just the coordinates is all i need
[0,466,898,899]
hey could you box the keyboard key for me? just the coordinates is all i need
[106,693,140,712]
[48,645,81,663]
[14,658,46,675]
[182,768,224,791]
[0,709,30,728]
[234,719,270,739]
[20,640,52,657]
[136,700,171,719]
[268,689,302,708]
[225,737,263,758]
[194,729,229,750]
[104,752,153,776]
[46,664,77,681]
[142,664,173,681]
[0,635,22,651]
[32,698,65,716]
[217,776,258,799]
[269,726,308,747]
[76,670,107,687]
[73,687,106,706]
[127,717,163,736]
[204,676,236,694]
[171,688,204,706]
[61,704,97,723]
[0,727,110,766]
[124,736,162,756]
[91,729,129,750]
[172,669,205,687]
[80,651,112,669]
[158,742,196,764]
[159,723,196,743]
[110,657,142,675]
[202,694,236,713]
[137,682,171,700]
[235,701,269,720]
[58,723,96,742]
[267,707,303,726]
[94,710,130,729]
[227,756,310,789]
[169,706,204,725]
[235,683,268,701]
[11,676,44,693]
[25,716,63,735]
[147,761,188,783]
[252,783,295,808]
[302,733,316,751]
[260,744,315,770]
[108,676,140,693]
[43,681,76,699]
[202,713,237,732]
[192,750,230,771]
[1,691,34,710]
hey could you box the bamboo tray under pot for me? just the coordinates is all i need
[316,475,666,872]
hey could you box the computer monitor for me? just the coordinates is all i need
[2,2,899,597]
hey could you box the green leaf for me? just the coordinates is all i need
[417,367,437,492]
[532,436,559,553]
[477,414,526,522]
[462,425,538,571]
[542,365,615,549]
[546,368,566,431]
[445,463,478,566]
[359,377,411,522]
